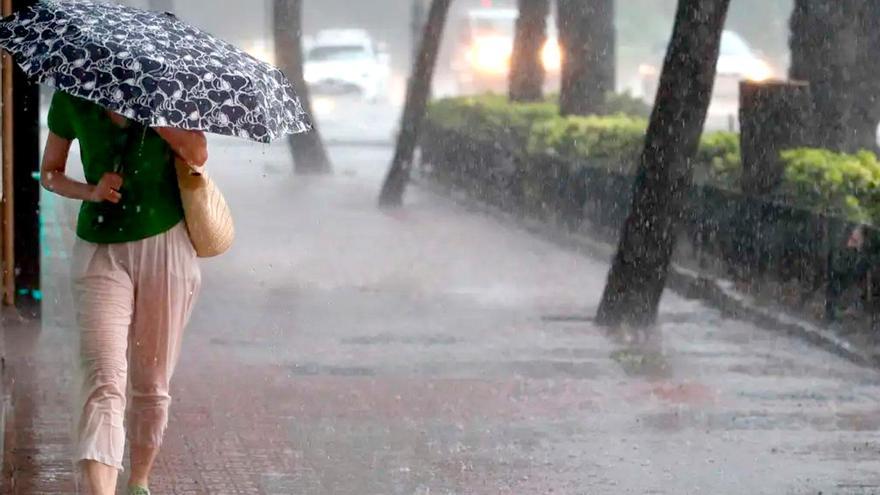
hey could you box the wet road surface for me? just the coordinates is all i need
[3,139,880,494]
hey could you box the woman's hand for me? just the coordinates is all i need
[89,172,123,204]
[154,127,208,168]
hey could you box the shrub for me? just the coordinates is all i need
[424,95,880,224]
[780,148,880,223]
[599,91,653,118]
[428,95,737,176]
[527,114,647,173]
[697,132,741,188]
[426,95,557,147]
[426,92,650,144]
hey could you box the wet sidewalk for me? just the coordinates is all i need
[4,140,880,494]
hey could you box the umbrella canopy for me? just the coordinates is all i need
[0,0,311,143]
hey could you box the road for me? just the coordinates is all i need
[3,137,880,494]
[310,95,401,145]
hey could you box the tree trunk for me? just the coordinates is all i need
[789,0,862,153]
[850,0,880,152]
[147,0,174,12]
[739,80,813,195]
[557,0,615,116]
[411,0,428,67]
[509,0,549,102]
[595,0,731,327]
[272,0,332,174]
[378,0,452,208]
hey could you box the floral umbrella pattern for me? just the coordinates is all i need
[0,0,311,143]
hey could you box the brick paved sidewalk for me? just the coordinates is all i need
[4,141,880,494]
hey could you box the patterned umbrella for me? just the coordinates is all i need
[0,0,311,143]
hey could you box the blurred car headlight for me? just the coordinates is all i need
[542,39,562,72]
[744,59,773,82]
[466,35,511,75]
[639,63,659,77]
[312,96,336,114]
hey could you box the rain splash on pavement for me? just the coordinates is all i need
[4,139,880,494]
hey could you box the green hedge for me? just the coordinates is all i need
[425,94,880,224]
[527,114,646,174]
[426,95,557,145]
[781,149,880,223]
[426,94,740,182]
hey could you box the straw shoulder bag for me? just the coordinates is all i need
[174,157,235,258]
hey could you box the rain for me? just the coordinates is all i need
[1,0,880,493]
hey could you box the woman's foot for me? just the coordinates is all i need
[128,485,151,495]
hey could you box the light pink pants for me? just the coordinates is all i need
[70,222,200,470]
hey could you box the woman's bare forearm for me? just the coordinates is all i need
[40,132,96,201]
[154,127,208,166]
[41,170,96,202]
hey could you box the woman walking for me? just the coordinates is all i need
[41,90,208,495]
[0,2,310,491]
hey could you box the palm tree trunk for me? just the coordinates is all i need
[596,0,731,327]
[378,0,452,208]
[789,0,862,153]
[411,0,428,67]
[509,0,549,102]
[272,0,332,174]
[850,0,880,153]
[557,0,615,116]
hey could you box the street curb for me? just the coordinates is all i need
[415,178,877,368]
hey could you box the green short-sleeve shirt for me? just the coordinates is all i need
[47,91,184,244]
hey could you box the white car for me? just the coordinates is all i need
[639,30,775,105]
[303,29,391,102]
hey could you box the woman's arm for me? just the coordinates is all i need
[154,127,208,168]
[41,132,122,203]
